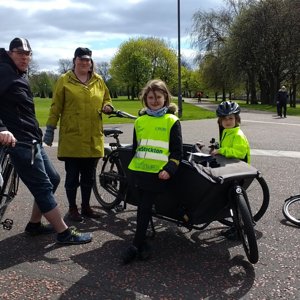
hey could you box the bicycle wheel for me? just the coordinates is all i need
[93,151,125,209]
[219,176,269,227]
[0,153,19,221]
[282,195,300,226]
[233,190,258,264]
[245,176,269,222]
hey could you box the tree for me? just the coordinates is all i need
[110,37,177,99]
[28,59,39,79]
[29,72,58,98]
[191,0,300,104]
[95,62,110,83]
[58,59,72,74]
[227,0,300,104]
[190,4,239,101]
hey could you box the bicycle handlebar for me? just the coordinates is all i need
[108,109,137,120]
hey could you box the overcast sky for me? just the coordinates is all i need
[0,0,225,72]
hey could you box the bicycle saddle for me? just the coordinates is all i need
[104,128,123,136]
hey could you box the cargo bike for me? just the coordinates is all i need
[93,110,270,264]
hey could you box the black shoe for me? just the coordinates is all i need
[68,207,83,222]
[138,242,152,261]
[81,206,101,219]
[121,245,138,265]
[25,222,55,236]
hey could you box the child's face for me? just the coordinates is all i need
[146,90,165,111]
[221,115,236,129]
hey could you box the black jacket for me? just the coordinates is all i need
[0,48,42,142]
[277,90,288,104]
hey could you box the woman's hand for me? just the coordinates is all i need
[102,104,114,114]
[158,170,170,180]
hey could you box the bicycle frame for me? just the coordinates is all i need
[0,147,17,229]
[0,140,38,229]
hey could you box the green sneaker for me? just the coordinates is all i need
[57,226,92,245]
[25,222,55,236]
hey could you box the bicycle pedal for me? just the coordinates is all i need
[115,204,124,212]
[2,218,13,230]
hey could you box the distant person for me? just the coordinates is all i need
[211,100,250,164]
[197,91,203,103]
[43,47,113,222]
[121,79,183,264]
[0,37,92,244]
[276,85,288,118]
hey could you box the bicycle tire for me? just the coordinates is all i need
[0,153,19,222]
[93,151,126,209]
[219,176,269,227]
[282,195,300,226]
[233,189,259,264]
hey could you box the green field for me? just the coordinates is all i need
[34,96,300,127]
[34,97,217,126]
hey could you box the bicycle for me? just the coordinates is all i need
[93,110,270,264]
[282,195,300,226]
[93,110,136,210]
[0,140,38,230]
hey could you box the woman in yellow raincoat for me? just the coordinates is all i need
[44,47,113,221]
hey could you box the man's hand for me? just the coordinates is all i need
[0,131,16,146]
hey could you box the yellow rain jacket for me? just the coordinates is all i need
[46,70,112,159]
[219,126,251,164]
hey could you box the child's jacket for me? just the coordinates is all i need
[219,126,250,163]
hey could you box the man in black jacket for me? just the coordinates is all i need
[276,85,288,118]
[0,37,92,244]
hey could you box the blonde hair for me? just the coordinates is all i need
[140,79,173,108]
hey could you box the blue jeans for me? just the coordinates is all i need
[9,143,60,213]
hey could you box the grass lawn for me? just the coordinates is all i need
[34,97,217,126]
[34,96,300,126]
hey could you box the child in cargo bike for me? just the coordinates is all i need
[121,79,183,265]
[211,101,250,164]
[210,100,251,238]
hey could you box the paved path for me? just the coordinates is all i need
[1,101,300,299]
[185,98,300,158]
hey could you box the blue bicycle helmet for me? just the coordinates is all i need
[216,101,240,117]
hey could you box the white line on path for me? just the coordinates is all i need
[244,119,300,126]
[47,143,300,159]
[251,149,300,158]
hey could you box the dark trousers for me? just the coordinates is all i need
[278,101,287,117]
[133,189,158,248]
[64,158,98,208]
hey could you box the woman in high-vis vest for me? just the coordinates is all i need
[121,79,183,265]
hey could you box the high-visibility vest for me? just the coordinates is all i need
[128,113,178,173]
